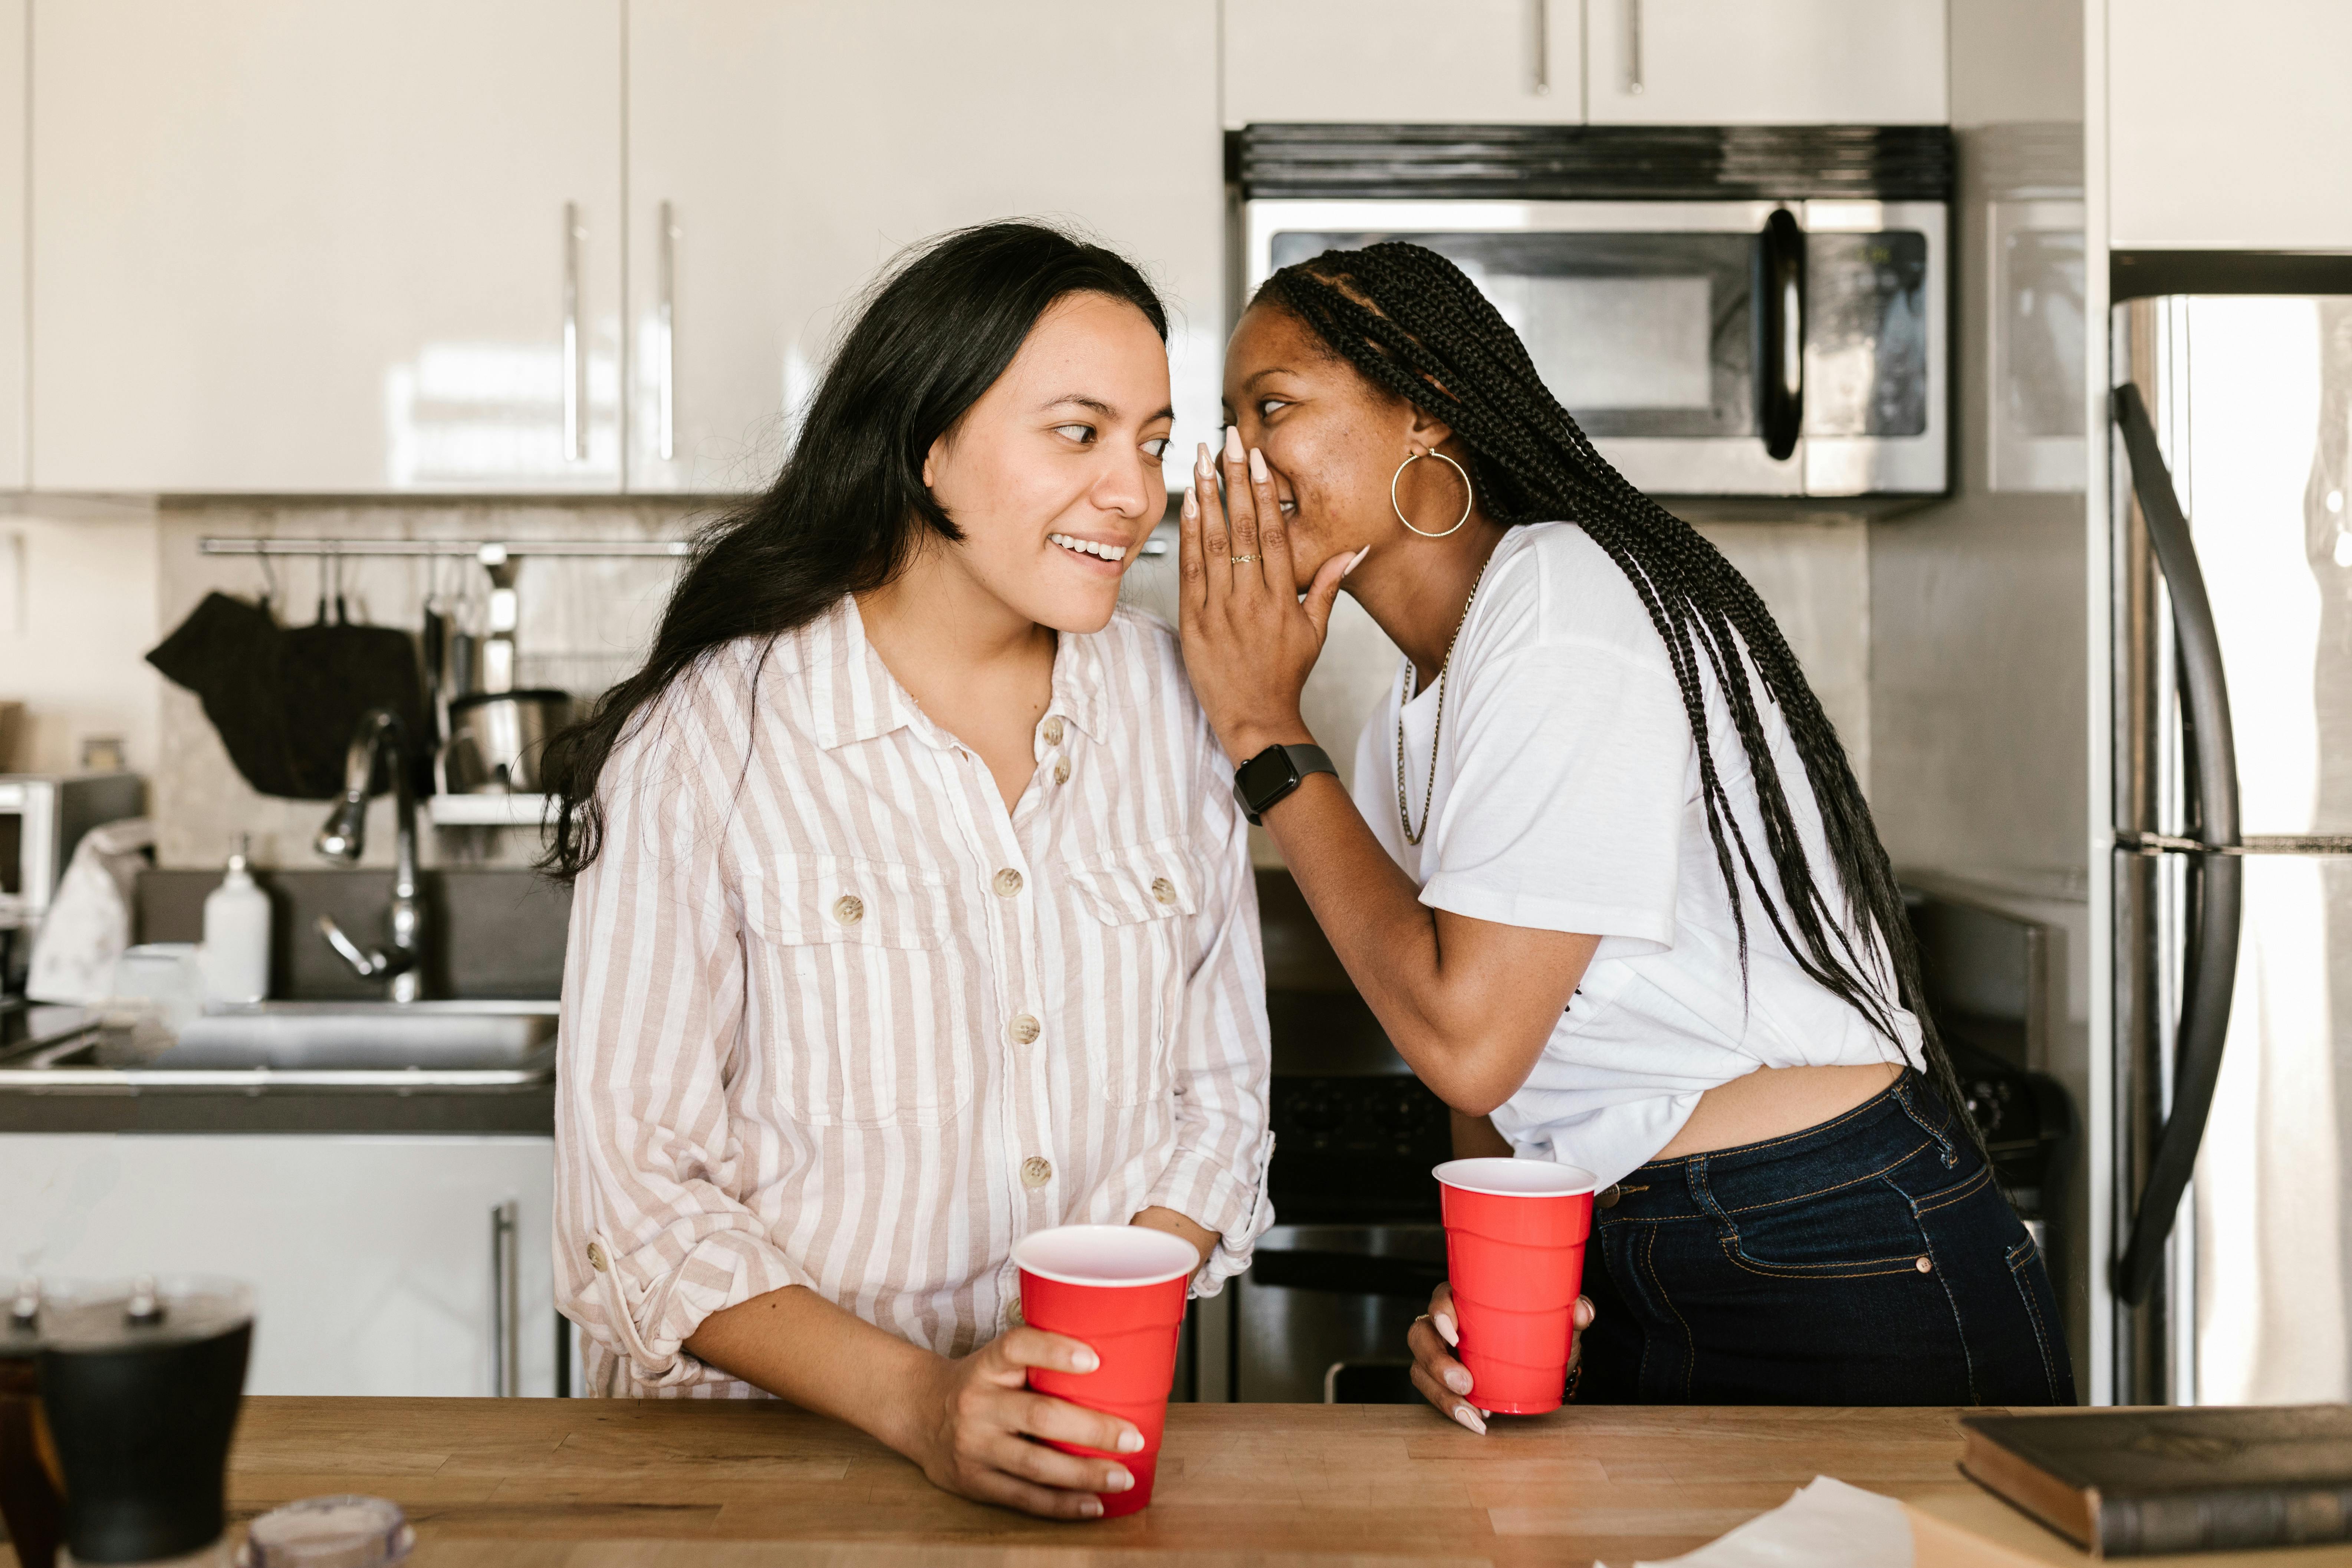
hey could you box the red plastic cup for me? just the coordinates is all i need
[1013,1225,1197,1519]
[1433,1157,1597,1415]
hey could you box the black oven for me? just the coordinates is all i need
[1202,871,1454,1404]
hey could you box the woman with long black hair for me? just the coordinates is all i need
[1178,242,2070,1419]
[540,222,1272,1517]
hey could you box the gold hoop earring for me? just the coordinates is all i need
[1391,450,1473,539]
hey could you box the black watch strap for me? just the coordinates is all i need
[1232,743,1336,826]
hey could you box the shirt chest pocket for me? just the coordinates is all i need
[740,856,971,1129]
[1059,839,1198,1108]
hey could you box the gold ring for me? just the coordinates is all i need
[1229,554,1256,565]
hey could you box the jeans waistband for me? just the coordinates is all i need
[1599,1068,1961,1222]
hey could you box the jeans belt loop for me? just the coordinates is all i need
[1895,1072,1960,1168]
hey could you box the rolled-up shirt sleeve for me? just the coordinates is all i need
[1143,706,1276,1296]
[552,704,810,1389]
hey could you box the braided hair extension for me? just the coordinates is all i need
[1265,243,1984,1160]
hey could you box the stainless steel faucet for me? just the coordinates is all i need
[313,707,425,1002]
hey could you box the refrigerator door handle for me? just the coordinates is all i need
[2110,382,2246,1309]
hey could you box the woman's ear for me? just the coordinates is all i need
[1405,401,1457,454]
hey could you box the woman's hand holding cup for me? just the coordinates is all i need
[907,1328,1143,1520]
[1408,1281,1596,1436]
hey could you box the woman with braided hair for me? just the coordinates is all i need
[1178,241,2070,1417]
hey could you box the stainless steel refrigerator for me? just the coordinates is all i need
[2108,256,2352,1404]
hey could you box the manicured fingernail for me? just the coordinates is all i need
[1118,1428,1144,1453]
[1071,1348,1099,1372]
[1081,1499,1104,1518]
[1445,1366,1471,1396]
[1182,486,1198,518]
[1434,1313,1457,1347]
[1196,442,1212,472]
[1453,1405,1487,1436]
[1224,425,1243,462]
[1105,1467,1134,1491]
[1343,545,1371,576]
[1248,447,1267,483]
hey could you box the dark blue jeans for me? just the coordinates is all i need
[1575,1070,2075,1405]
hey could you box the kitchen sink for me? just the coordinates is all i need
[0,1000,559,1092]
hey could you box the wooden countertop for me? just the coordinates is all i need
[201,1396,1999,1567]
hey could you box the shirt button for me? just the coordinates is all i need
[1042,717,1066,746]
[1150,876,1177,906]
[1053,760,1070,785]
[993,867,1024,898]
[1007,1013,1041,1045]
[586,1242,608,1272]
[1020,1156,1053,1189]
[832,894,865,926]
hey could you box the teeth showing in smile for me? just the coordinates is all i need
[1049,533,1127,561]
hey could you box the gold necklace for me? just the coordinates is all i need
[1395,578,1483,847]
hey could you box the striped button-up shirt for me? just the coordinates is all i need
[554,598,1274,1397]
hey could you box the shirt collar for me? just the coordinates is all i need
[807,596,1111,752]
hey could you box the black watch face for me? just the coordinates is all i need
[1238,747,1300,811]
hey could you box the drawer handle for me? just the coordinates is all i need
[491,1198,520,1396]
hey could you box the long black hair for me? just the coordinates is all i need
[539,221,1168,879]
[1265,242,1979,1152]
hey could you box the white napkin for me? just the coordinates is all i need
[1609,1476,1913,1568]
[25,817,154,1004]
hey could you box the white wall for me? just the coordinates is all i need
[0,506,163,775]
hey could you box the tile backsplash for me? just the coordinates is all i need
[152,500,703,871]
[148,500,1874,877]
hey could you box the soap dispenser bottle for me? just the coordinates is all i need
[201,835,271,1005]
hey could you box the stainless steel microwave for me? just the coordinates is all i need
[1235,125,1952,505]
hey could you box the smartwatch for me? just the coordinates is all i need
[1232,743,1336,826]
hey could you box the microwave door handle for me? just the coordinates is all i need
[2110,381,2244,1309]
[1757,208,1804,461]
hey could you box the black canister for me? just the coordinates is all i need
[1,1278,67,1568]
[37,1276,252,1566]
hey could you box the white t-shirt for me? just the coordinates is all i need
[1350,521,1925,1188]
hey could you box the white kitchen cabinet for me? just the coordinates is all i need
[1223,0,1576,128]
[0,1135,557,1397]
[2108,0,2352,250]
[1586,0,1946,125]
[0,0,23,490]
[625,0,1226,495]
[30,1,624,494]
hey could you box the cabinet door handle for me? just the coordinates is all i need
[1625,0,1645,95]
[1532,0,1549,95]
[491,1199,520,1396]
[562,203,587,463]
[658,200,678,463]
